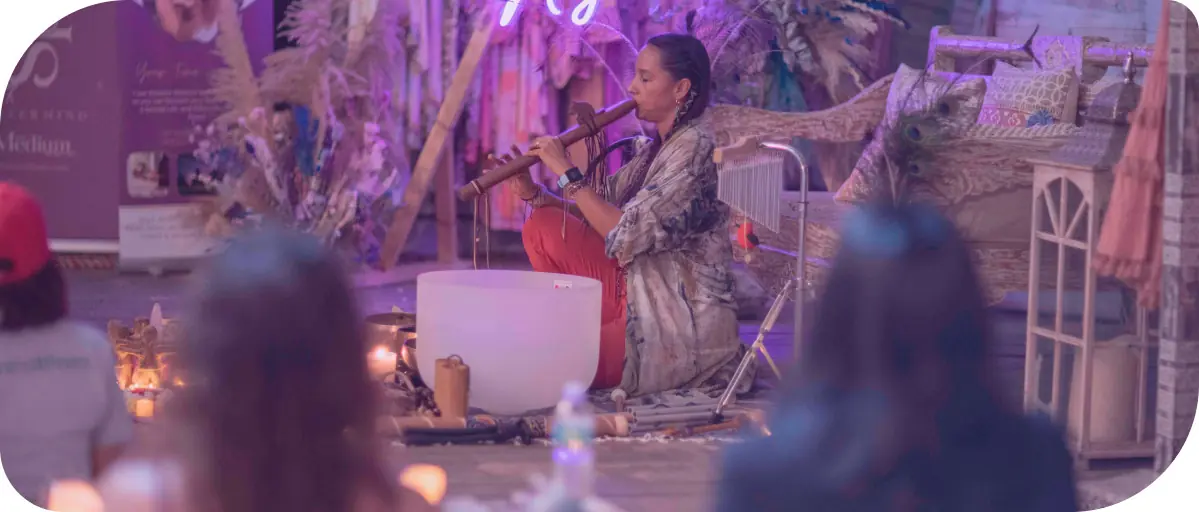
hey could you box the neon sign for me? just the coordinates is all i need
[500,0,599,27]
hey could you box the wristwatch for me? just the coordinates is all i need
[557,167,584,189]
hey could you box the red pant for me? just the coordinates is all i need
[522,207,626,389]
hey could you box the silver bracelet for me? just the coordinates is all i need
[563,181,587,200]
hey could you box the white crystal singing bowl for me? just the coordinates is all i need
[416,270,601,415]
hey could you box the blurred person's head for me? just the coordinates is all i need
[720,202,1079,510]
[799,201,995,399]
[0,182,67,332]
[780,201,1005,479]
[174,229,395,512]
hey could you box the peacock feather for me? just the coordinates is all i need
[868,25,1040,205]
[873,76,976,203]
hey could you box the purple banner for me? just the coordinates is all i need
[0,0,272,243]
[0,4,123,241]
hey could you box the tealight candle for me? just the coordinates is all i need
[367,346,397,382]
[46,480,103,512]
[399,464,447,505]
[125,386,158,419]
[134,398,155,418]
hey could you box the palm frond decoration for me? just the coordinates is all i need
[696,1,774,69]
[685,0,908,107]
[691,1,777,105]
[193,0,411,266]
[258,0,339,106]
[209,0,264,124]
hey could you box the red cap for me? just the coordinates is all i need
[0,182,52,285]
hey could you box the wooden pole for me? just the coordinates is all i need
[433,0,461,264]
[379,7,494,269]
[434,139,458,263]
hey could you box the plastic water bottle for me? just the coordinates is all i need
[551,381,595,508]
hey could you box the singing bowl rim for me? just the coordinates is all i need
[364,311,417,329]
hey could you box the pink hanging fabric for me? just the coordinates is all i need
[1093,0,1169,310]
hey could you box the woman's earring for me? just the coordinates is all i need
[673,90,696,126]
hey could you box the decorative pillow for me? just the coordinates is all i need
[834,64,987,203]
[976,63,1079,128]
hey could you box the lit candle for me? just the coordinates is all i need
[134,398,155,419]
[46,480,103,512]
[367,346,397,382]
[126,386,158,419]
[399,464,447,505]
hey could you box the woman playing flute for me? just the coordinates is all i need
[491,33,754,397]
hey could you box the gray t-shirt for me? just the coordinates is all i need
[0,320,134,507]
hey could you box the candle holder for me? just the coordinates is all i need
[107,303,179,392]
[364,312,420,384]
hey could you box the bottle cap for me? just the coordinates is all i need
[563,381,587,402]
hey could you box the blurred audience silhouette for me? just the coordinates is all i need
[98,229,432,512]
[0,183,133,507]
[717,202,1079,512]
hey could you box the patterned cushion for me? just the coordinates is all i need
[834,64,987,203]
[976,63,1080,127]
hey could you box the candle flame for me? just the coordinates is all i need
[371,347,392,359]
[399,464,447,505]
[46,480,104,512]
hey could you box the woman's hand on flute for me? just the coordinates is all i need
[484,144,539,201]
[527,136,571,176]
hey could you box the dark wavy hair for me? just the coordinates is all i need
[779,201,1009,494]
[173,229,396,512]
[0,261,67,331]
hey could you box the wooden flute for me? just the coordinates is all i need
[457,99,637,201]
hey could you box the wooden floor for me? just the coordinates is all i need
[399,442,727,510]
[64,262,1145,510]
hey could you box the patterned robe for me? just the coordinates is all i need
[604,123,756,397]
